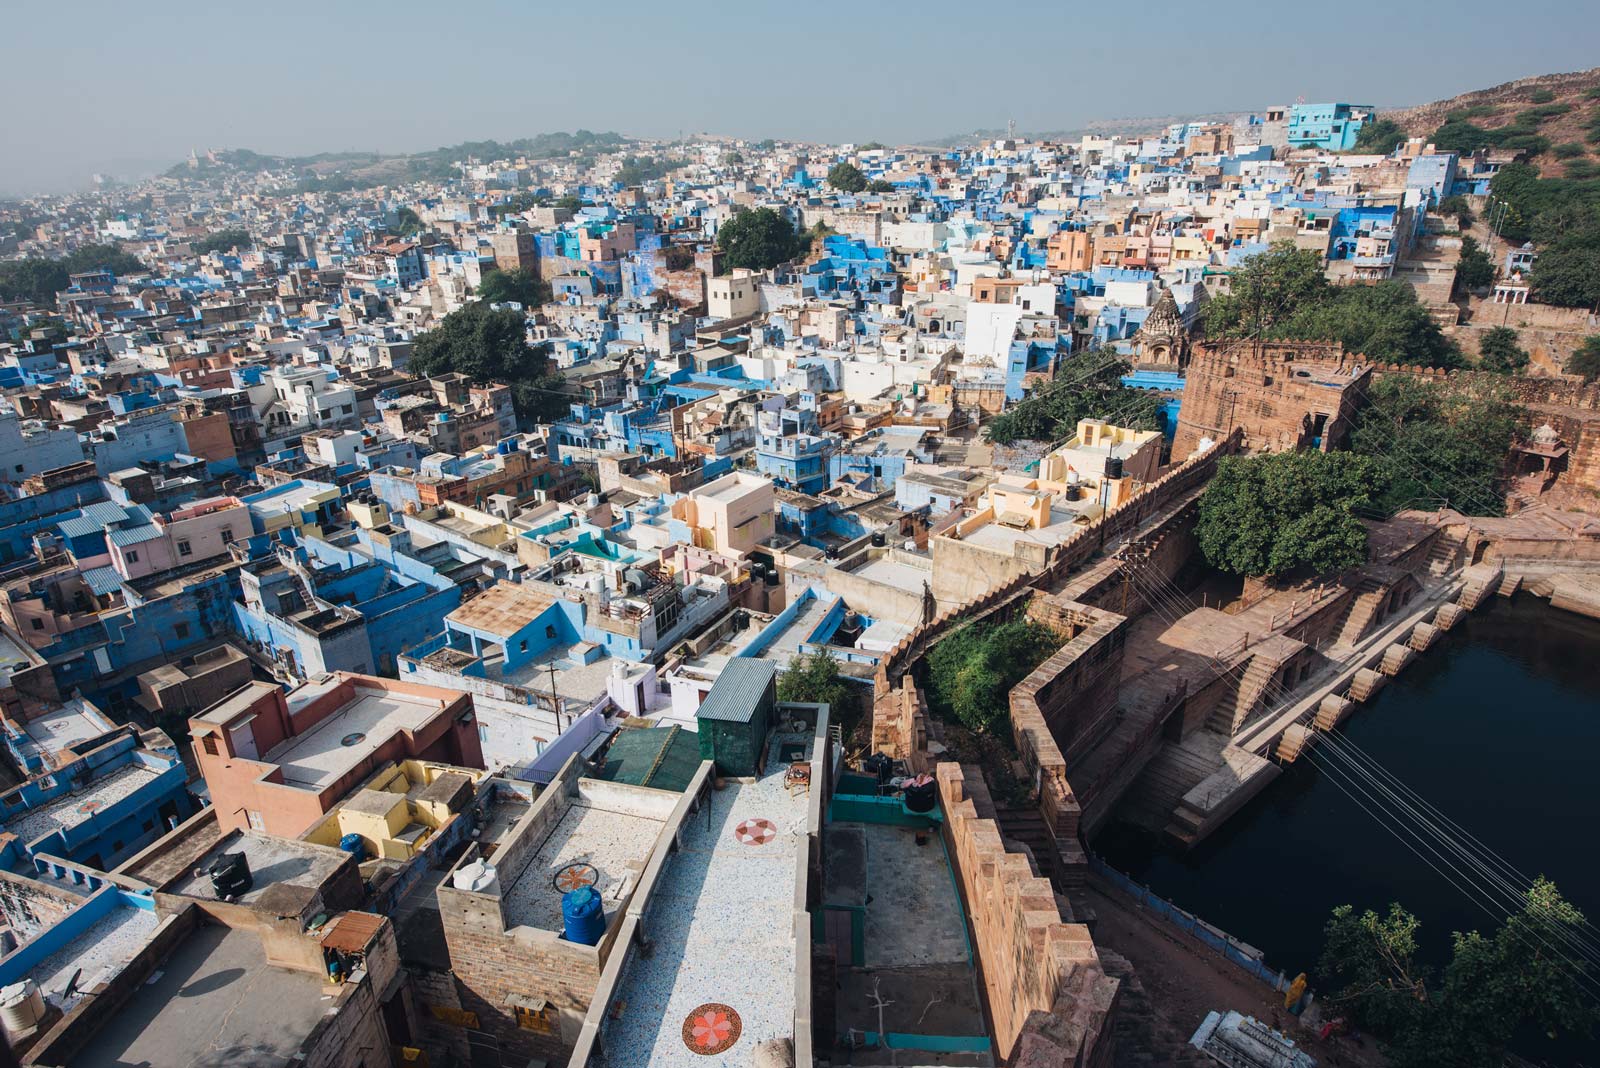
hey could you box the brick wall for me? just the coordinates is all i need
[936,764,1117,1066]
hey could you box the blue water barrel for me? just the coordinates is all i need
[338,833,367,861]
[561,887,605,945]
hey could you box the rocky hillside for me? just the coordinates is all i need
[1384,67,1600,174]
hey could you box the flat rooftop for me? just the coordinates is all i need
[499,796,666,931]
[71,924,331,1068]
[26,902,160,1012]
[266,685,439,790]
[601,733,812,1067]
[171,832,348,907]
[851,555,932,593]
[960,506,1092,555]
[4,763,161,846]
[19,701,113,759]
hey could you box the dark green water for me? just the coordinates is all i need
[1096,595,1600,1065]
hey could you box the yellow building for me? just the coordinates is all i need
[303,759,488,861]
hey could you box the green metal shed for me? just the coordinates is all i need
[696,659,776,776]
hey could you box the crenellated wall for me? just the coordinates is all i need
[937,763,1117,1067]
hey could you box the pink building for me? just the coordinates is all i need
[109,496,248,581]
[190,673,484,838]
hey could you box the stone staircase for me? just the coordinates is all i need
[1457,563,1504,611]
[1209,636,1303,736]
[994,805,1084,894]
[1116,730,1229,831]
[1334,574,1390,646]
[1425,531,1461,576]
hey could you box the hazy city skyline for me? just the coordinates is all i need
[6,0,1600,194]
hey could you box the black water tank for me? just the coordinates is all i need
[1104,456,1124,480]
[208,852,252,899]
[903,779,937,813]
[871,532,886,547]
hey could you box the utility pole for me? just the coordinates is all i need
[547,662,565,732]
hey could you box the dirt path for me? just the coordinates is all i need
[1086,880,1387,1067]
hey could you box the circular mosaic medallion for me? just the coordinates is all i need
[340,732,367,747]
[733,818,776,846]
[77,799,102,814]
[682,1002,741,1055]
[552,862,599,892]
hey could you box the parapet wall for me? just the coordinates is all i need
[937,763,1117,1067]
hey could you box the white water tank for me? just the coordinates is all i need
[0,980,45,1036]
[452,859,500,895]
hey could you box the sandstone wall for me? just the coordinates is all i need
[938,763,1118,1067]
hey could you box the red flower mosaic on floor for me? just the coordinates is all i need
[732,818,776,846]
[682,1003,741,1054]
[552,863,598,892]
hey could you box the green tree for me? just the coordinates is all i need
[864,179,896,193]
[1318,880,1596,1068]
[1348,374,1522,516]
[715,207,805,271]
[1196,452,1377,578]
[1454,236,1496,291]
[193,228,251,255]
[1477,326,1529,374]
[1205,242,1463,367]
[983,352,1162,445]
[925,618,1061,733]
[555,195,583,214]
[1436,194,1474,228]
[0,244,145,306]
[778,650,855,719]
[477,267,548,307]
[409,302,567,424]
[826,162,867,193]
[1531,234,1600,307]
[1565,334,1600,382]
[1353,117,1404,153]
[391,207,424,235]
[1204,242,1331,338]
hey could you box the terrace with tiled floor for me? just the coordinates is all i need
[599,737,812,1066]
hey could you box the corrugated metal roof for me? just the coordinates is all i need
[81,566,124,596]
[320,911,386,953]
[697,659,775,723]
[108,524,162,548]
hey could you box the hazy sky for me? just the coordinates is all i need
[6,0,1599,195]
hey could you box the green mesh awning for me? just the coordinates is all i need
[591,726,703,794]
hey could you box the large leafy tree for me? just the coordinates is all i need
[1477,326,1529,374]
[826,162,867,193]
[1318,880,1596,1068]
[924,618,1061,733]
[409,302,567,424]
[1454,236,1496,291]
[193,228,251,255]
[1565,334,1600,382]
[1204,242,1330,338]
[0,244,146,305]
[1205,241,1463,368]
[715,207,806,272]
[1196,451,1377,578]
[779,650,856,719]
[1353,117,1404,153]
[984,352,1162,445]
[477,267,548,307]
[1348,374,1522,517]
